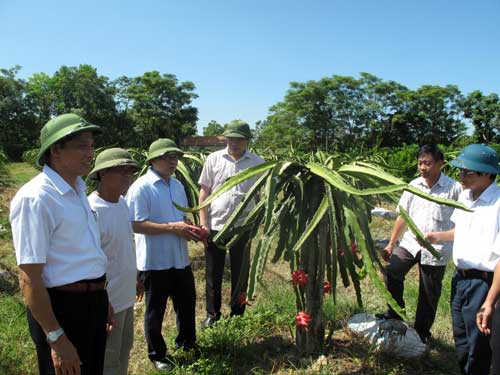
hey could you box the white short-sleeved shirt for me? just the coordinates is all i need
[126,168,190,271]
[198,148,265,230]
[88,193,136,313]
[398,173,462,266]
[9,165,107,287]
[451,182,500,272]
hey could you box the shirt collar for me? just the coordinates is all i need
[145,167,170,185]
[416,172,445,189]
[470,181,500,204]
[222,147,251,161]
[43,165,86,195]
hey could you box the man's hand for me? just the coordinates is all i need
[477,305,494,335]
[171,221,202,241]
[50,334,81,375]
[424,232,441,244]
[200,225,210,249]
[381,243,395,262]
[106,304,115,335]
[136,278,144,302]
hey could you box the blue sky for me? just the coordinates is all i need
[1,0,499,134]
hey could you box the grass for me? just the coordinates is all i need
[0,163,461,375]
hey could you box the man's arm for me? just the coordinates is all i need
[477,260,500,335]
[381,216,407,261]
[198,184,211,231]
[132,220,200,240]
[18,264,81,375]
[424,229,455,244]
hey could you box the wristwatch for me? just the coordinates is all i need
[46,328,65,344]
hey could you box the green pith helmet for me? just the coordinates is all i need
[451,144,500,175]
[37,113,102,166]
[88,148,140,180]
[146,138,184,162]
[223,120,252,139]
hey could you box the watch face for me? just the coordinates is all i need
[46,328,64,343]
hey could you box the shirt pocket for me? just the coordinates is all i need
[432,205,454,222]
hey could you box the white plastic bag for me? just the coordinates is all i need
[347,313,426,358]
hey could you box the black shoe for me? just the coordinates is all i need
[201,313,220,329]
[375,311,403,321]
[152,356,175,371]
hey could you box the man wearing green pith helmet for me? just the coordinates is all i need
[10,113,111,375]
[198,120,265,328]
[126,138,200,371]
[88,148,142,375]
[426,144,500,375]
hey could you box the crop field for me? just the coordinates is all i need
[0,162,461,375]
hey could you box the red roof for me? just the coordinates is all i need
[181,136,226,147]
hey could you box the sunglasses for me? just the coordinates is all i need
[459,169,477,176]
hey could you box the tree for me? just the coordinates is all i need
[203,120,224,136]
[0,66,37,160]
[260,74,466,153]
[393,85,466,146]
[123,71,198,148]
[462,90,500,143]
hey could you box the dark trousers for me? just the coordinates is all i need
[141,266,196,361]
[205,231,251,317]
[27,288,109,375]
[491,301,500,375]
[385,246,446,340]
[451,272,492,375]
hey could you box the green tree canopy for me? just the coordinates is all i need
[462,90,500,143]
[203,120,224,136]
[257,74,466,152]
[123,71,198,148]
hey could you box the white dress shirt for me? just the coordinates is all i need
[198,148,265,230]
[451,182,500,272]
[10,165,107,287]
[398,173,462,266]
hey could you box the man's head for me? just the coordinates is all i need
[223,120,251,159]
[451,144,500,191]
[147,138,184,179]
[88,148,140,194]
[416,144,444,181]
[37,113,101,168]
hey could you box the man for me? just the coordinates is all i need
[426,144,500,375]
[88,148,141,375]
[477,259,500,375]
[198,120,265,328]
[126,138,199,371]
[10,113,109,375]
[379,144,461,343]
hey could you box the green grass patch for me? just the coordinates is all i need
[7,162,38,186]
[0,294,36,375]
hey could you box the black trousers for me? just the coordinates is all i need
[491,301,500,375]
[205,231,251,317]
[384,246,446,340]
[141,266,196,361]
[451,272,492,375]
[27,288,109,375]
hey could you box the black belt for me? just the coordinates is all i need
[50,275,107,293]
[456,268,493,282]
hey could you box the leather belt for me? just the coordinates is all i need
[51,276,107,293]
[456,268,493,282]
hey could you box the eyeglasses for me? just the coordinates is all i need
[109,166,137,175]
[459,169,476,176]
[157,154,180,161]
